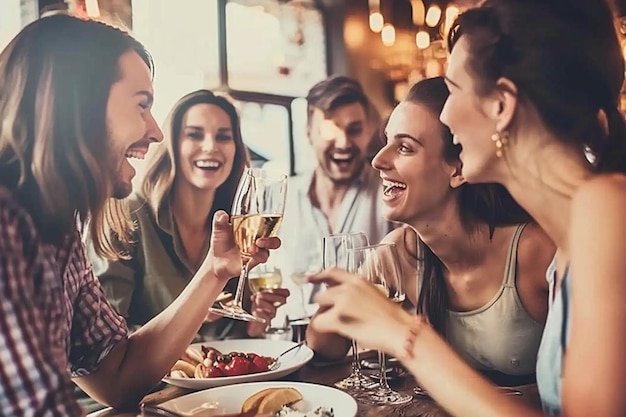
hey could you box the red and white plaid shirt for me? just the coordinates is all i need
[0,187,128,416]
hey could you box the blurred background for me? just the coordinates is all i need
[2,0,626,179]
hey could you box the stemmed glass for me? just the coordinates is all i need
[347,243,413,405]
[208,168,288,323]
[321,232,373,392]
[289,246,323,320]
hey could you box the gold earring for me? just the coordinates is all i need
[491,131,509,158]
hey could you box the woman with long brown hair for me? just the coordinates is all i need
[88,90,289,340]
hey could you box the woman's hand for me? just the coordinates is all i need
[247,288,291,337]
[202,210,281,282]
[308,268,410,355]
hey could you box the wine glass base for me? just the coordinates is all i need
[208,305,266,323]
[362,387,413,406]
[334,373,377,391]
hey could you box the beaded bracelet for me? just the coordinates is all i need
[401,315,430,360]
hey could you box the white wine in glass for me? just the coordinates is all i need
[248,265,283,295]
[208,168,287,323]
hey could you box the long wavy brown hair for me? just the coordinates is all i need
[0,14,153,259]
[140,90,249,222]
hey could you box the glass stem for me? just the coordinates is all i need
[351,339,361,375]
[233,259,250,309]
[378,350,390,390]
[299,285,307,319]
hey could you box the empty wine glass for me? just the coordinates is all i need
[208,168,287,323]
[321,232,374,392]
[348,243,413,405]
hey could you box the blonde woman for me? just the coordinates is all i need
[88,90,289,340]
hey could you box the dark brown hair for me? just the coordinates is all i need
[305,75,370,126]
[0,14,153,259]
[448,0,626,172]
[141,90,249,222]
[407,77,530,335]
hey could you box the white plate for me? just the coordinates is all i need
[163,339,314,389]
[160,381,358,416]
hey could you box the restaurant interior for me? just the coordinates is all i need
[2,0,626,416]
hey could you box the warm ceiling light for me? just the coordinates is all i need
[369,12,384,33]
[444,5,460,36]
[416,30,430,49]
[410,0,425,26]
[381,24,396,46]
[425,5,442,27]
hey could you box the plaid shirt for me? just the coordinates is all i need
[0,188,128,416]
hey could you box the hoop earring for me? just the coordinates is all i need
[491,130,509,158]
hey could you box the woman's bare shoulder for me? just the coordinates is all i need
[572,174,626,213]
[381,225,418,256]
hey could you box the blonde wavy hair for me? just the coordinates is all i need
[141,90,249,221]
[0,15,153,260]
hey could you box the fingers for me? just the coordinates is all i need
[251,295,278,318]
[255,236,281,250]
[211,210,231,228]
[307,268,356,287]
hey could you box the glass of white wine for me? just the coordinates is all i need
[208,168,287,323]
[248,264,283,295]
[347,243,413,405]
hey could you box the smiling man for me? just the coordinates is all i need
[0,14,279,416]
[279,76,395,315]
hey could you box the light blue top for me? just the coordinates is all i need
[536,257,571,415]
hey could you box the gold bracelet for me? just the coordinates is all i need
[401,315,429,360]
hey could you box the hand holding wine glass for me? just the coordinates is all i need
[208,168,288,323]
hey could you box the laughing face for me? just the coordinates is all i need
[308,102,370,184]
[106,50,163,199]
[440,36,502,183]
[176,103,236,192]
[372,102,460,224]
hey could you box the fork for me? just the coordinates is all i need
[268,341,306,371]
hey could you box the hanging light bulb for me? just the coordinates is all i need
[410,0,426,26]
[425,5,442,27]
[381,24,396,46]
[444,5,460,36]
[416,30,430,49]
[369,12,384,33]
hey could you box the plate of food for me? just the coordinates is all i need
[158,381,357,417]
[163,339,314,389]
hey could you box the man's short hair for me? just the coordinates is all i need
[305,75,370,125]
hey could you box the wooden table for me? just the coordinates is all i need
[88,355,540,417]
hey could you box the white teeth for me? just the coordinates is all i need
[331,154,353,161]
[125,150,145,160]
[194,160,220,169]
[382,180,407,189]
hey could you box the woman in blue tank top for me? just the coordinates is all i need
[308,0,626,416]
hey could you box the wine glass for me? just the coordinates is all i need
[248,264,283,295]
[321,232,374,392]
[208,168,287,323]
[347,243,413,405]
[289,245,323,321]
